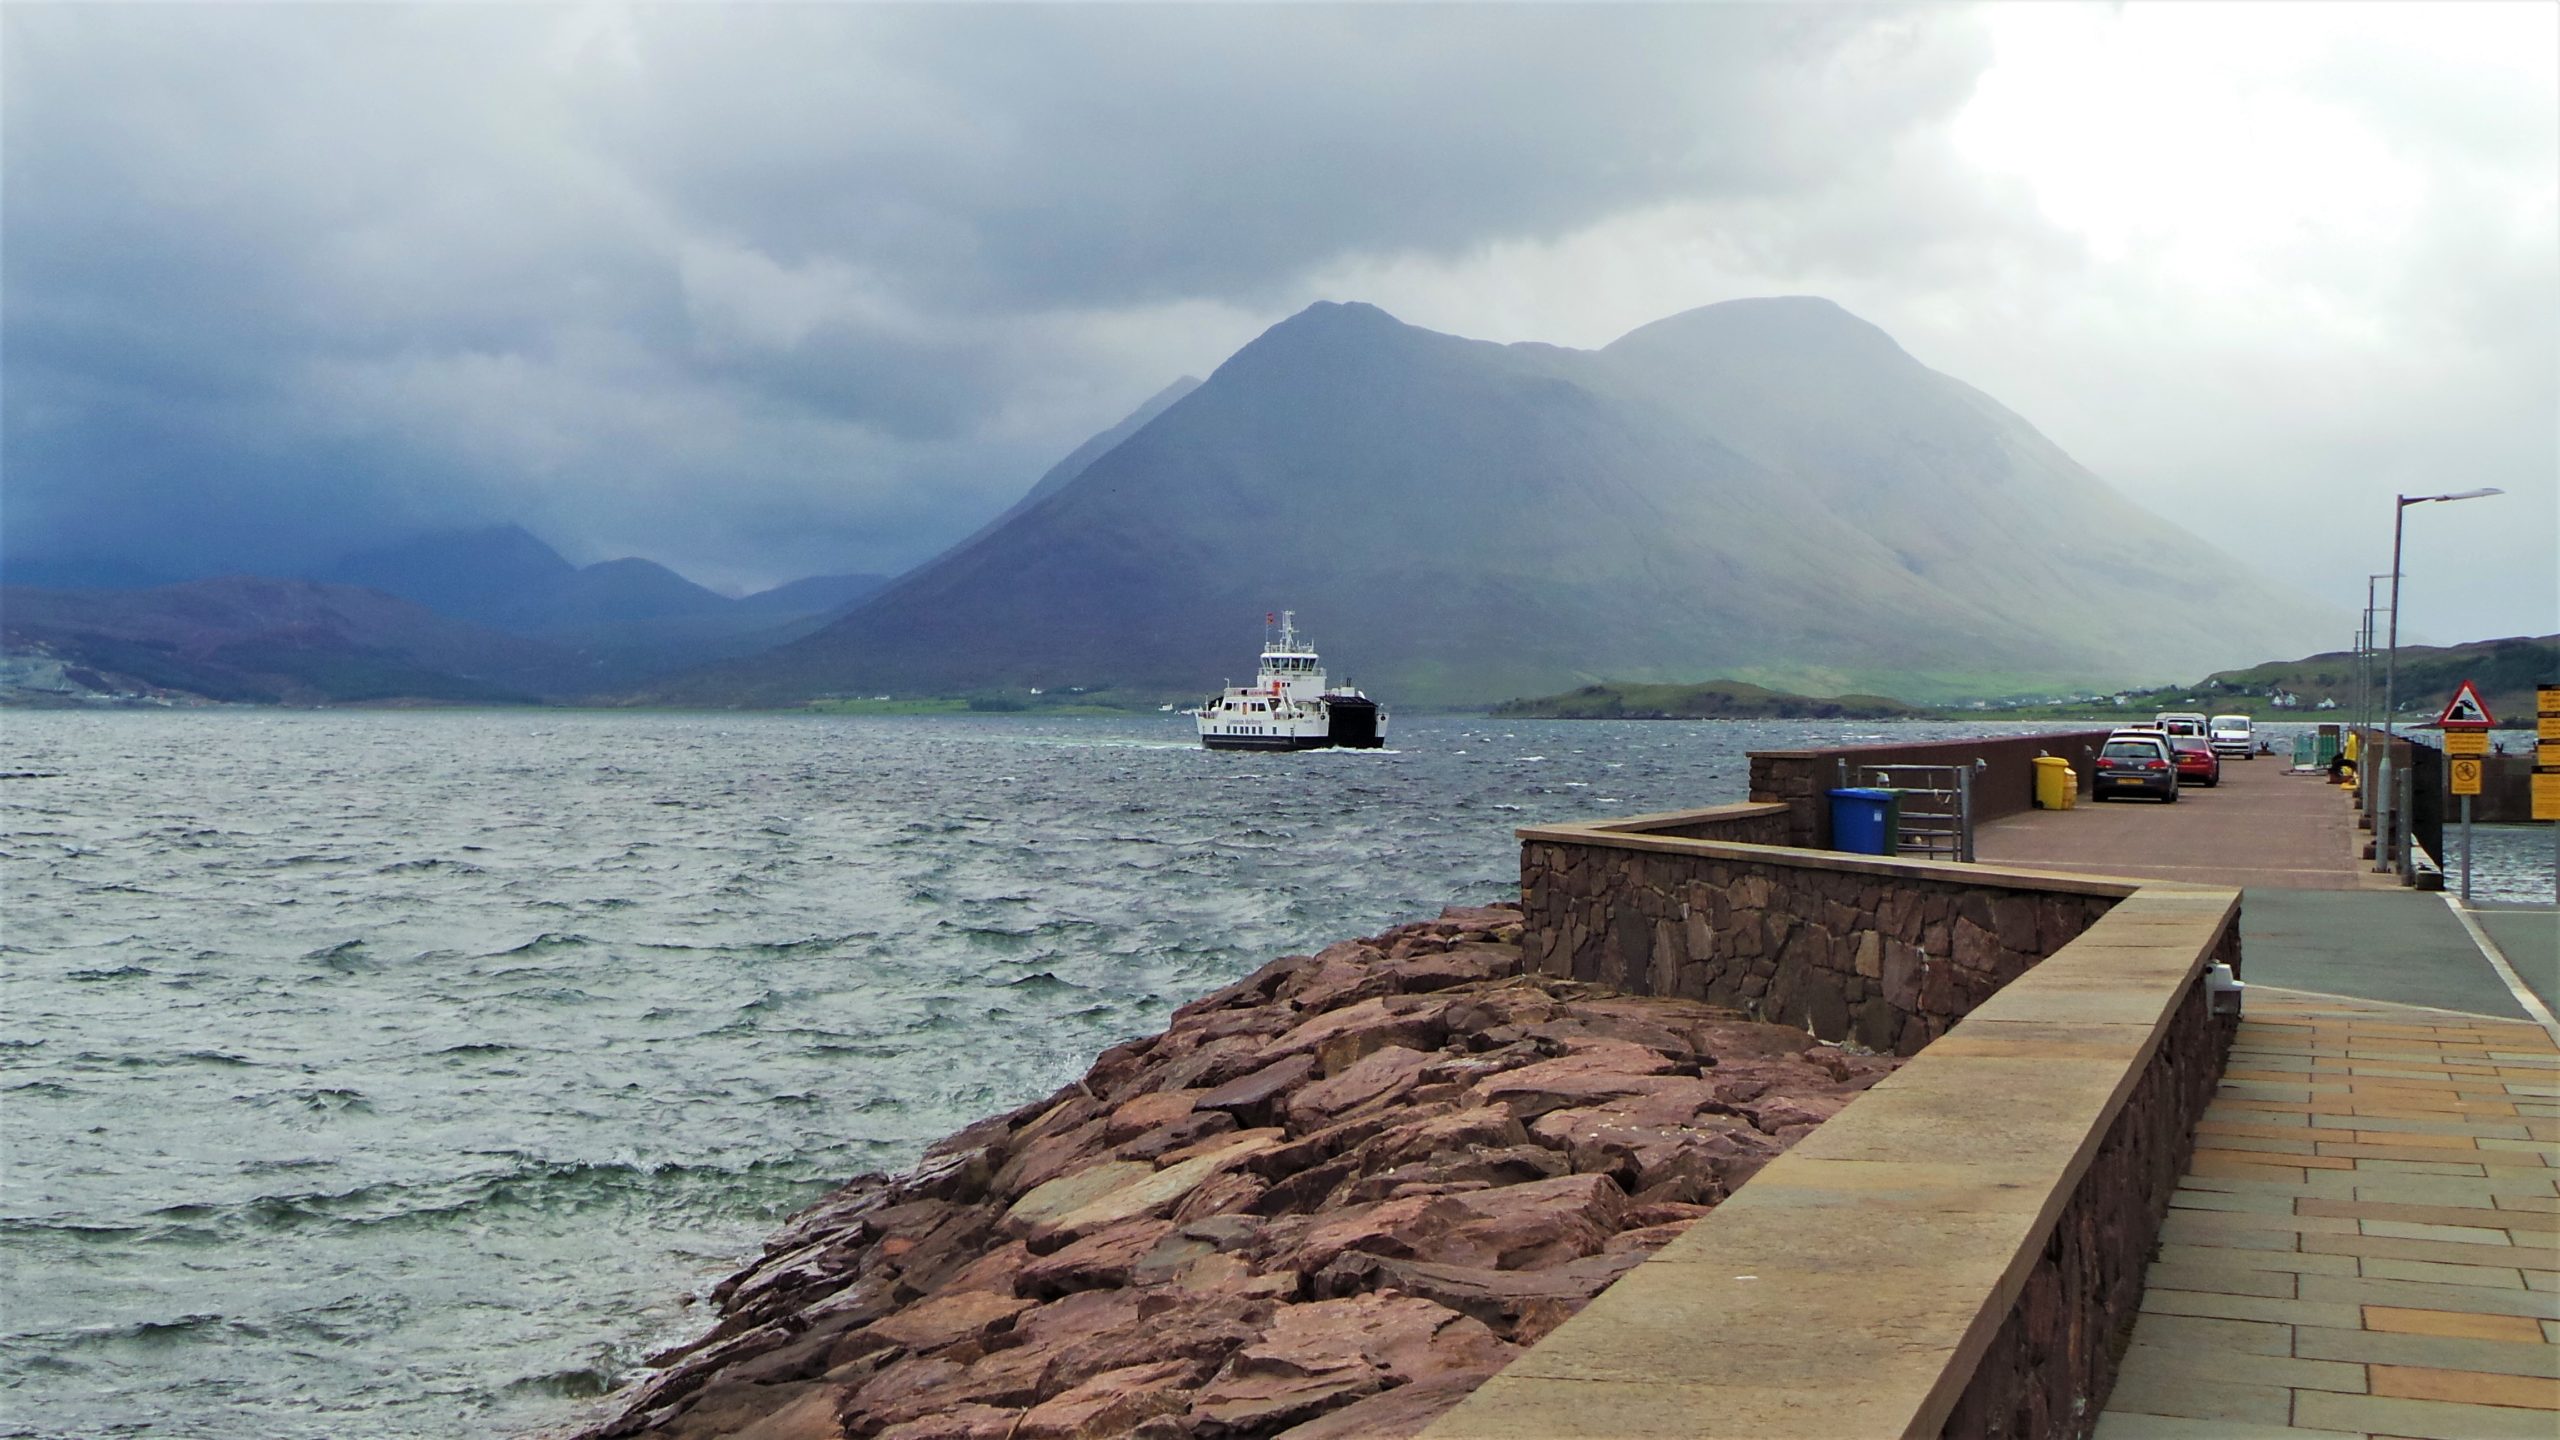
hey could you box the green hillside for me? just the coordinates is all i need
[1491,679,1923,720]
[2199,634,2554,726]
[1977,633,2554,726]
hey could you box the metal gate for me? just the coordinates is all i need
[1849,762,1976,863]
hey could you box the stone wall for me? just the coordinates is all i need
[1426,881,2245,1440]
[1520,808,2126,1054]
[1749,730,2119,849]
[1938,923,2237,1436]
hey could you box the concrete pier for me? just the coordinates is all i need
[1439,743,2557,1438]
[1979,760,2558,1024]
[1970,751,2559,1435]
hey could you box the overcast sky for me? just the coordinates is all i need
[6,2,2552,645]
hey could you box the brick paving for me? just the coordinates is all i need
[2095,987,2560,1439]
[1978,754,2377,891]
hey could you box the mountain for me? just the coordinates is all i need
[992,378,1203,528]
[317,524,581,631]
[661,298,2340,707]
[920,378,1205,575]
[0,577,580,705]
[735,573,891,616]
[314,526,880,689]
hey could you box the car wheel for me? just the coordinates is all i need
[2163,788,2178,802]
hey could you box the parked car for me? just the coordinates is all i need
[2170,735,2221,787]
[2094,732,2179,802]
[2154,711,2209,741]
[2209,714,2254,758]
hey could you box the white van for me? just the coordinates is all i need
[2154,712,2209,741]
[2209,714,2254,758]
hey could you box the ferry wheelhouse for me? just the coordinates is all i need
[1196,612,1386,751]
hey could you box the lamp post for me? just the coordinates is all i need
[2360,571,2390,823]
[2377,487,2505,875]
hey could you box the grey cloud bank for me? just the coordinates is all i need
[5,3,2550,642]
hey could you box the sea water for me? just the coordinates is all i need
[0,710,2371,1437]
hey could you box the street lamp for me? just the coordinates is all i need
[2360,571,2390,817]
[2377,487,2505,874]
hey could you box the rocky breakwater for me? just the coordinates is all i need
[568,904,1903,1440]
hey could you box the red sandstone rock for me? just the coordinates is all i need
[862,1287,1034,1355]
[1189,1292,1512,1437]
[1465,1041,1688,1119]
[989,1118,1113,1201]
[931,1229,1029,1296]
[1002,1160,1154,1235]
[1344,1105,1529,1176]
[1019,1217,1178,1298]
[1107,1088,1204,1142]
[1169,1166,1267,1223]
[1285,1043,1434,1128]
[1435,1172,1628,1270]
[1193,1053,1316,1126]
[869,1402,1018,1440]
[1115,1108,1239,1162]
[1015,1360,1195,1439]
[1267,1375,1484,1439]
[1270,1193,1470,1272]
[1331,1142,1568,1207]
[572,907,1900,1440]
[1260,995,1453,1075]
[1019,1133,1285,1250]
[1037,1291,1269,1393]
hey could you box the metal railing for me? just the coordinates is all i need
[1853,762,1976,863]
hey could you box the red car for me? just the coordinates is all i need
[2169,736,2220,788]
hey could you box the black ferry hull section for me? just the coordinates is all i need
[1321,696,1383,747]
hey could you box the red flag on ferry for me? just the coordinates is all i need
[1266,612,1275,624]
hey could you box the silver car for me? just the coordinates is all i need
[2093,732,2179,802]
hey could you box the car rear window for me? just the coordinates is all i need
[2103,740,2162,760]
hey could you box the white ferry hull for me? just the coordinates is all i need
[1195,613,1388,752]
[1199,730,1338,752]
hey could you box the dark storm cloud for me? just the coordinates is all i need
[600,6,1982,310]
[1,3,1987,587]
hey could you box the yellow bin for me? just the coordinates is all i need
[2033,755,2077,810]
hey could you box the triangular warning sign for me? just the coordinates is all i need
[2435,680,2495,729]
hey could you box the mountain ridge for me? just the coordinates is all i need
[0,576,580,705]
[655,297,2339,707]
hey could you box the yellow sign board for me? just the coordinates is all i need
[2541,684,2560,714]
[2541,741,2560,768]
[2450,758,2483,796]
[2444,731,2491,756]
[2542,715,2560,741]
[2535,771,2560,821]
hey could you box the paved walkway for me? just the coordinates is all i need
[2095,988,2560,1439]
[2474,904,2560,1017]
[1979,754,2374,891]
[1974,750,2560,1433]
[1978,761,2551,1026]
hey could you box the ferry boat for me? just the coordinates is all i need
[1197,612,1387,751]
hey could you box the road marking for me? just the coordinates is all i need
[2440,896,2560,1049]
[2245,985,2544,1025]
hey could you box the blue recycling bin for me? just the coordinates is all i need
[1828,787,1901,855]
